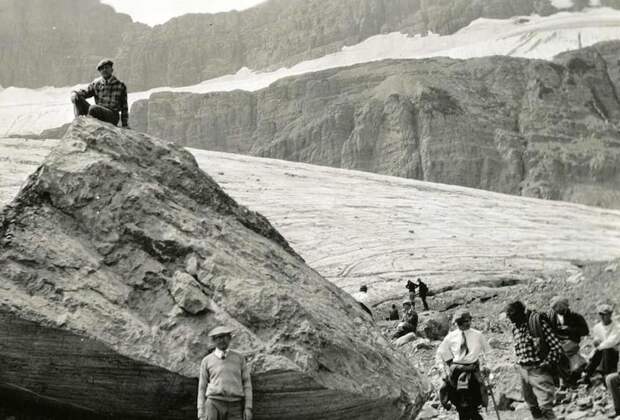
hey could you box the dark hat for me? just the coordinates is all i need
[359,285,368,292]
[97,58,114,70]
[452,310,472,324]
[208,325,234,337]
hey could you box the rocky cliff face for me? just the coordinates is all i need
[0,0,135,88]
[0,0,581,90]
[131,42,620,209]
[0,118,428,419]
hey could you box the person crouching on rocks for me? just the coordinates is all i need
[580,304,620,386]
[436,310,490,420]
[392,300,418,339]
[197,326,253,420]
[506,301,563,419]
[547,296,589,387]
[71,59,129,129]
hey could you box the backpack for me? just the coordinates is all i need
[527,311,570,380]
[527,312,550,361]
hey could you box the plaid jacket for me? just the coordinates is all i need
[512,314,563,367]
[76,76,129,126]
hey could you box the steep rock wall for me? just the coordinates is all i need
[132,44,620,209]
[1,0,569,90]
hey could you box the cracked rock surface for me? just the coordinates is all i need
[0,118,428,419]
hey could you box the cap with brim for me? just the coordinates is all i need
[97,59,113,70]
[598,304,613,314]
[402,300,412,306]
[208,326,234,337]
[453,310,472,324]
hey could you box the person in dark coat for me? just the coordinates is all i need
[417,278,430,310]
[547,297,589,387]
[405,279,417,307]
[393,301,418,339]
[387,304,399,321]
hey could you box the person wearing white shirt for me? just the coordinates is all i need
[583,304,620,382]
[436,311,490,420]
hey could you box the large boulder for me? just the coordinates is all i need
[0,118,429,419]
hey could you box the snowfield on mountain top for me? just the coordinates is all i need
[2,7,620,136]
[3,137,620,307]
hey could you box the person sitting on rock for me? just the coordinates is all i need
[506,301,563,420]
[352,284,373,317]
[387,304,399,321]
[393,300,418,339]
[547,296,589,387]
[581,304,620,385]
[197,326,253,420]
[417,278,430,311]
[71,59,129,129]
[436,311,490,420]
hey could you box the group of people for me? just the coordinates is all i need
[388,278,430,339]
[436,298,620,420]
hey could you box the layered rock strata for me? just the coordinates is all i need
[132,43,620,209]
[0,0,590,90]
[0,118,428,419]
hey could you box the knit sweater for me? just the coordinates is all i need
[197,349,252,418]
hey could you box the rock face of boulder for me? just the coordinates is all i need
[0,118,428,419]
[132,42,620,209]
[0,0,582,90]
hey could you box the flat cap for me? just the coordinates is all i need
[96,58,114,70]
[402,300,412,306]
[598,304,613,314]
[208,325,234,337]
[453,310,472,324]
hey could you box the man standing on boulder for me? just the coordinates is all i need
[71,59,129,128]
[506,301,563,419]
[436,311,490,420]
[197,326,253,420]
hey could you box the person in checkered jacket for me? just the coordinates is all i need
[71,59,129,128]
[506,300,563,419]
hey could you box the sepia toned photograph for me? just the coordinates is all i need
[1,0,620,419]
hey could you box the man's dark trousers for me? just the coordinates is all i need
[72,94,119,126]
[585,348,619,378]
[420,294,429,310]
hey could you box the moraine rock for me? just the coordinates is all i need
[131,42,620,209]
[0,118,429,419]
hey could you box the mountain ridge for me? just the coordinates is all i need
[0,0,602,90]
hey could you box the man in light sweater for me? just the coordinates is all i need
[197,326,252,420]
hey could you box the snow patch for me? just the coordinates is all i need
[3,8,620,136]
[551,0,574,9]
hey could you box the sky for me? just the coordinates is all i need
[99,0,268,26]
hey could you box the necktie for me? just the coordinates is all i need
[459,330,470,358]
